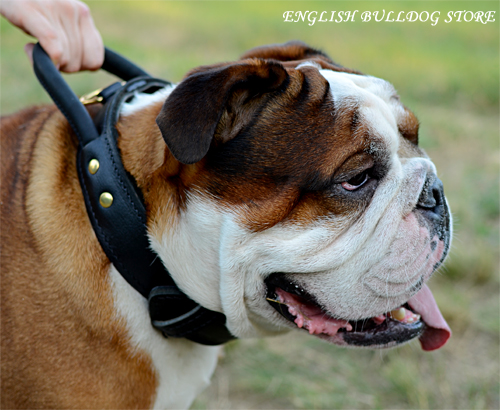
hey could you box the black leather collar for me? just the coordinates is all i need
[32,43,234,346]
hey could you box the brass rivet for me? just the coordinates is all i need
[88,159,100,175]
[99,192,113,208]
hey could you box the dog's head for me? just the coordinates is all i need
[149,41,451,351]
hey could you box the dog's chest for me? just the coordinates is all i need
[109,266,221,409]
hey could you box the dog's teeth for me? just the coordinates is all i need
[390,308,406,321]
[389,308,421,324]
[406,312,421,323]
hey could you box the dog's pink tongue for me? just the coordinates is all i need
[408,284,451,351]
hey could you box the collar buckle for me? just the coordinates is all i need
[80,88,104,105]
[80,81,126,105]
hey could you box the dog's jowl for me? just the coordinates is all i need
[1,41,451,409]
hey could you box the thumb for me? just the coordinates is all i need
[24,43,35,65]
[24,42,61,69]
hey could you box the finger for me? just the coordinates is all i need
[57,1,83,72]
[78,3,104,70]
[20,11,64,67]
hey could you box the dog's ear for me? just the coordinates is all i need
[240,40,335,64]
[156,59,288,164]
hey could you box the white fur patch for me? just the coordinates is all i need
[296,60,323,71]
[319,70,402,154]
[109,265,220,409]
[120,85,175,116]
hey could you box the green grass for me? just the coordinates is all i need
[1,1,498,409]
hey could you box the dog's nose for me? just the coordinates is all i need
[416,176,445,220]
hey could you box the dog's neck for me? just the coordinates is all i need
[115,101,188,224]
[116,101,170,189]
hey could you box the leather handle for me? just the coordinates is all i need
[32,43,98,145]
[102,47,150,80]
[32,43,151,145]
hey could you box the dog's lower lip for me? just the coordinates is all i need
[340,314,425,348]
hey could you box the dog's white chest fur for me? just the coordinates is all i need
[109,266,220,409]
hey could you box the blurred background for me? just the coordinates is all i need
[1,1,498,408]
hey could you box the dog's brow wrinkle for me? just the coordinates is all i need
[350,110,361,134]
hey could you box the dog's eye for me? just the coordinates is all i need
[341,170,369,191]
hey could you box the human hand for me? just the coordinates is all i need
[0,0,104,72]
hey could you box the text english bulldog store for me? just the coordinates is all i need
[283,10,497,27]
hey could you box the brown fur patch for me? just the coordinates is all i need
[398,106,420,145]
[154,62,376,232]
[1,107,157,408]
[151,43,376,233]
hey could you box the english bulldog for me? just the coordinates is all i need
[1,41,451,409]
